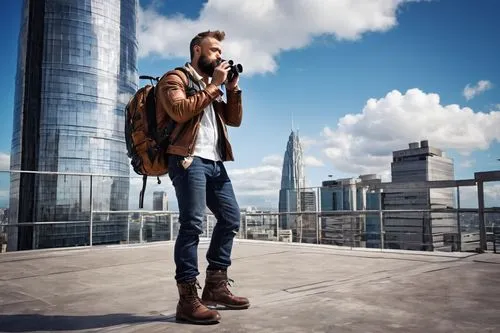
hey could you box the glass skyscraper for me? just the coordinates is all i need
[8,0,137,251]
[278,130,305,230]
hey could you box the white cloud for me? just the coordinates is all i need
[459,183,500,208]
[225,153,292,208]
[118,93,133,105]
[138,0,418,75]
[228,153,326,207]
[379,169,392,182]
[484,183,500,207]
[228,164,281,197]
[304,155,324,167]
[460,159,476,168]
[321,88,500,175]
[0,153,10,170]
[463,80,493,101]
[300,136,319,150]
[261,154,283,167]
[458,186,478,208]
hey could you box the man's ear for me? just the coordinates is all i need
[194,45,201,56]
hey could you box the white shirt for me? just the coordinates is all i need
[185,64,222,162]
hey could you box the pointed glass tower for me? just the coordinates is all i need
[278,130,305,230]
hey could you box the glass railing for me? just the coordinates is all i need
[1,169,499,254]
[3,208,499,253]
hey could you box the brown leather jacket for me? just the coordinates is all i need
[155,67,243,161]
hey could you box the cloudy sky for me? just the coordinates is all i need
[0,0,499,210]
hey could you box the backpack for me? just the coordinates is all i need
[124,67,196,208]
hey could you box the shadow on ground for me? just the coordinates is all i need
[0,313,177,332]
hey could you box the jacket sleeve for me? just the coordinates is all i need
[155,70,223,123]
[219,88,243,127]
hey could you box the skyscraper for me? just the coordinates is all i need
[320,175,382,247]
[153,191,168,211]
[278,130,305,231]
[383,140,456,251]
[8,0,138,251]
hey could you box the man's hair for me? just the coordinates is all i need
[189,30,225,60]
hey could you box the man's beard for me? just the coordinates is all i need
[197,55,216,76]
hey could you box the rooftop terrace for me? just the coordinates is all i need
[1,240,499,332]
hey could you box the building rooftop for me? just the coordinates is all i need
[1,240,499,332]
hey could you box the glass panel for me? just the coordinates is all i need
[244,212,278,242]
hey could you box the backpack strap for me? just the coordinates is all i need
[139,175,147,209]
[173,66,202,94]
[145,84,158,143]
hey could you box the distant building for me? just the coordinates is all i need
[383,140,456,251]
[320,175,382,247]
[278,130,305,230]
[241,206,280,241]
[139,191,170,243]
[298,189,318,243]
[153,191,168,211]
[365,190,382,248]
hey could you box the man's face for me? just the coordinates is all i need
[195,37,222,77]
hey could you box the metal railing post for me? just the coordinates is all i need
[378,192,384,250]
[456,186,461,251]
[244,214,248,239]
[317,186,321,244]
[169,214,174,241]
[318,215,322,244]
[261,214,264,240]
[89,175,93,247]
[140,214,144,243]
[276,214,279,241]
[477,181,487,252]
[350,214,354,249]
[127,217,130,244]
[206,216,210,237]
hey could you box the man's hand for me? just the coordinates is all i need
[225,72,240,91]
[212,61,230,87]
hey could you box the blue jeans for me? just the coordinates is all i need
[168,155,241,282]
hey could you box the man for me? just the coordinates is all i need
[155,30,249,324]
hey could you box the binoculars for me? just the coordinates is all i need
[217,59,243,82]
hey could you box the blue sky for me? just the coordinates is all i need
[0,0,499,209]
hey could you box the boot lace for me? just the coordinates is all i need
[185,280,204,309]
[219,277,235,295]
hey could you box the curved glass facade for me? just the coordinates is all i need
[9,0,138,250]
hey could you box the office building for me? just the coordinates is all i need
[153,191,168,211]
[298,189,318,243]
[383,140,456,251]
[8,0,138,251]
[320,175,382,247]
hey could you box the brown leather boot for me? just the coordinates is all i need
[201,270,250,309]
[176,279,221,324]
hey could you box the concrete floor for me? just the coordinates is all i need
[0,239,499,332]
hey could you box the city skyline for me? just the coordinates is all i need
[0,0,499,211]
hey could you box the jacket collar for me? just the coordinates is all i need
[185,62,205,84]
